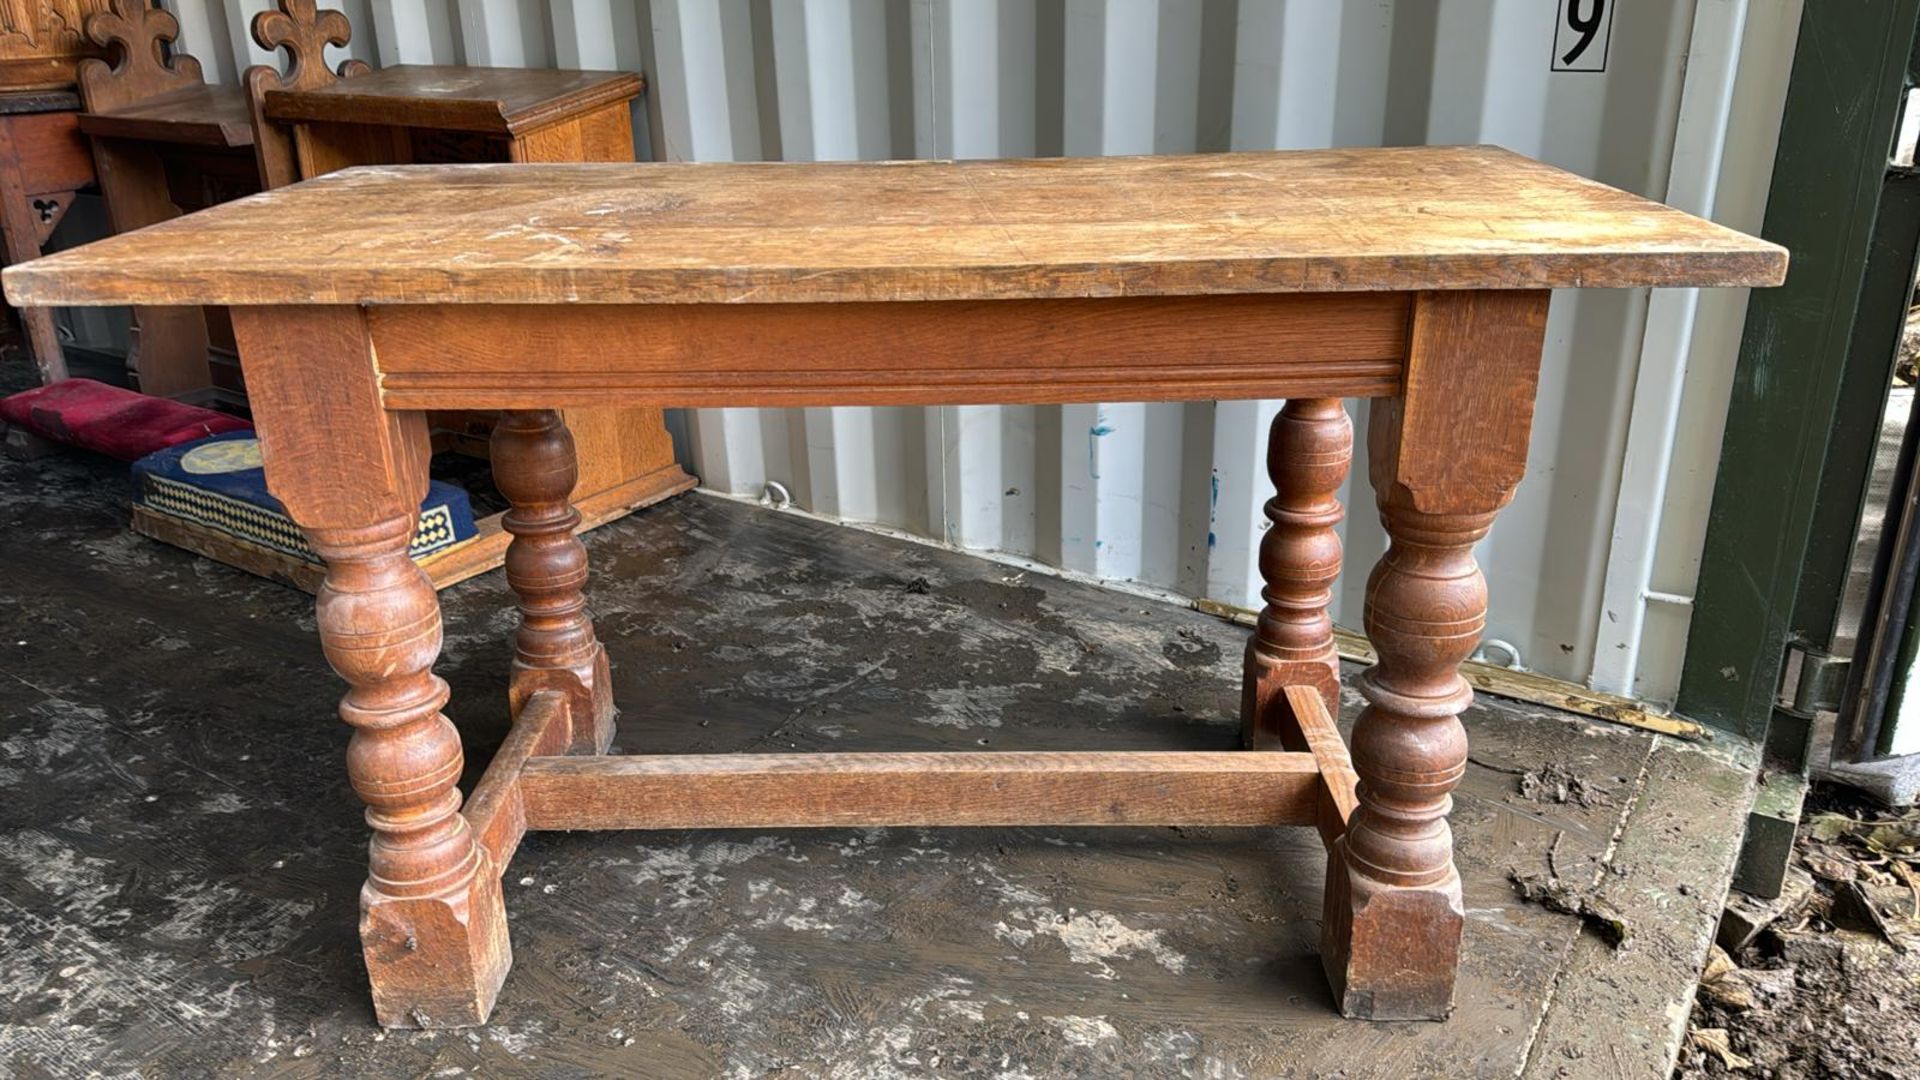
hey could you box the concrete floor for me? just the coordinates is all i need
[0,403,1759,1078]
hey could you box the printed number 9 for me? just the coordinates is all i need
[1562,0,1605,66]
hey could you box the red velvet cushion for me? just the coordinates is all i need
[0,378,251,461]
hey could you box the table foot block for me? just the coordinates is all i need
[361,869,512,1030]
[1321,846,1464,1021]
[519,750,1327,830]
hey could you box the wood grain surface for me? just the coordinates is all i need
[244,0,372,191]
[368,293,1410,408]
[1287,685,1358,849]
[0,110,91,195]
[520,750,1323,830]
[76,84,253,147]
[75,0,250,148]
[0,0,113,93]
[463,689,569,876]
[1323,289,1551,1020]
[0,109,90,381]
[2,145,1786,308]
[264,65,644,136]
[1241,398,1352,747]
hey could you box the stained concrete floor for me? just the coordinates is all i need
[0,403,1761,1078]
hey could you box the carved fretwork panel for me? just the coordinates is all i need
[0,0,117,92]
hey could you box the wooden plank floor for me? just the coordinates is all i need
[0,364,1755,1079]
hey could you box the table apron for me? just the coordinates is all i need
[365,292,1412,411]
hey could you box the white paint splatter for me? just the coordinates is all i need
[994,906,1187,979]
[622,835,790,909]
[1045,1015,1119,1048]
[1142,1029,1248,1080]
[918,683,1040,728]
[197,791,248,814]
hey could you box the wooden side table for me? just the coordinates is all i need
[239,0,690,591]
[76,0,258,400]
[0,90,92,384]
[1,147,1787,1028]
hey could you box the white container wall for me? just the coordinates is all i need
[144,0,1803,705]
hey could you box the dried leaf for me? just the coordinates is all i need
[1690,1027,1752,1070]
[1700,977,1755,1011]
[1890,859,1920,921]
[1866,822,1920,854]
[1805,852,1858,883]
[1701,944,1736,984]
[1808,812,1861,843]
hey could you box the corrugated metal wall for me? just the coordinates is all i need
[141,0,1801,705]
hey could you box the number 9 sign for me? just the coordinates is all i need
[1553,0,1614,73]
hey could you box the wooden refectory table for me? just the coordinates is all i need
[1,146,1786,1028]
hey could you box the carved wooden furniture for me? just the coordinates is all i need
[241,0,368,192]
[2,147,1786,1027]
[75,0,257,400]
[0,90,91,383]
[0,1,114,92]
[0,2,163,385]
[238,0,689,591]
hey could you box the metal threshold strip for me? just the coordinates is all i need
[1195,600,1712,742]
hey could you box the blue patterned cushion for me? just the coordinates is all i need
[131,432,477,564]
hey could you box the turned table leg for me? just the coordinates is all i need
[1241,398,1351,749]
[493,409,615,754]
[234,306,510,1028]
[1323,290,1547,1019]
[311,514,510,1027]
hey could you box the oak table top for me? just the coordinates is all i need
[2,145,1786,309]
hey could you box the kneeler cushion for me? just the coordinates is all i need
[132,431,479,565]
[0,378,252,461]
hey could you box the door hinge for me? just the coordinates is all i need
[1779,642,1851,719]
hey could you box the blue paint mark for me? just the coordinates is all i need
[1207,531,1217,549]
[1087,421,1115,482]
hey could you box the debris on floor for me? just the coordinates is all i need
[1508,867,1633,948]
[1518,760,1615,807]
[1676,785,1920,1079]
[1691,1026,1754,1071]
[1719,867,1814,954]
